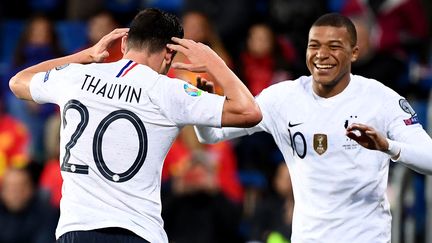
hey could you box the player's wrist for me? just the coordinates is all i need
[75,48,97,64]
[385,139,401,159]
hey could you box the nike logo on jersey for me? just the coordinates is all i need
[288,121,303,127]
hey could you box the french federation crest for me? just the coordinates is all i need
[313,134,327,155]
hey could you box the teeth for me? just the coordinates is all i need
[315,64,333,69]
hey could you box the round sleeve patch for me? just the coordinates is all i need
[399,99,419,125]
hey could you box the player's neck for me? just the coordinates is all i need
[123,50,166,73]
[313,75,351,98]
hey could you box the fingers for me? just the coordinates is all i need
[204,81,215,94]
[105,28,129,42]
[100,28,128,43]
[110,28,129,36]
[195,77,215,93]
[171,37,183,44]
[196,76,202,87]
[347,123,379,138]
[168,37,204,54]
[171,37,195,47]
[345,123,387,150]
[171,62,193,70]
[168,37,215,73]
[346,123,371,132]
[346,123,367,139]
[346,123,371,138]
[171,60,206,72]
[167,43,188,55]
[346,132,359,140]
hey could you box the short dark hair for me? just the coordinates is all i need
[312,13,357,47]
[127,8,184,54]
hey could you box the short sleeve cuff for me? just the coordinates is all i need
[29,72,49,104]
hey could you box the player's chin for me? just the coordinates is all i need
[312,75,334,85]
[311,68,329,77]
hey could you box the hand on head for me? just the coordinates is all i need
[89,28,129,63]
[167,37,225,73]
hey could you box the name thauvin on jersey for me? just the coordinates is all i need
[81,74,142,103]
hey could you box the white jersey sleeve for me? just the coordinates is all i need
[383,94,432,174]
[148,76,224,127]
[30,64,79,104]
[194,125,249,144]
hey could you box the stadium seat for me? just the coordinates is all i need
[0,20,24,73]
[238,170,267,188]
[146,0,183,13]
[55,21,87,54]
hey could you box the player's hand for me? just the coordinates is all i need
[196,77,215,93]
[346,123,389,151]
[88,28,129,63]
[167,37,225,73]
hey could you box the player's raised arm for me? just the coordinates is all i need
[167,37,262,128]
[9,28,129,101]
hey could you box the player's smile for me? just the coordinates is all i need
[311,59,339,79]
[313,63,336,73]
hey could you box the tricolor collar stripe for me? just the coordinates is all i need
[116,60,135,77]
[121,62,138,77]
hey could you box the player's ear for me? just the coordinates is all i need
[164,47,176,65]
[121,36,128,54]
[351,45,359,62]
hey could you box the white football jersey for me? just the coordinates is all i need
[30,59,225,242]
[244,74,423,242]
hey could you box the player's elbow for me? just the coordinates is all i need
[235,103,262,128]
[244,103,262,127]
[9,75,30,100]
[9,75,20,97]
[222,101,262,127]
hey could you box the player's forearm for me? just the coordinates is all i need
[9,49,94,100]
[392,130,432,174]
[206,60,262,127]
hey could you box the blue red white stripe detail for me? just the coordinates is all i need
[116,60,138,78]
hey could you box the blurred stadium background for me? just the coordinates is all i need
[1,0,432,242]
